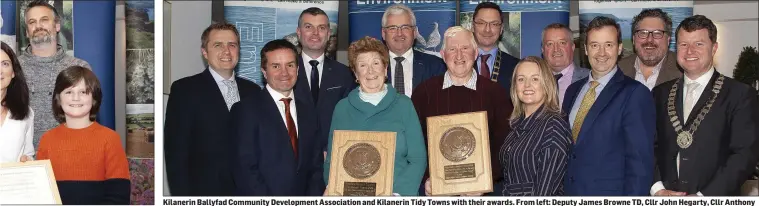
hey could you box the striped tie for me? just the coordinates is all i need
[571,81,600,142]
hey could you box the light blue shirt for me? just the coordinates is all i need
[569,66,619,127]
[476,48,499,77]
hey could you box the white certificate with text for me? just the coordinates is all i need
[0,160,62,204]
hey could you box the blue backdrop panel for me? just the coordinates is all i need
[521,11,570,58]
[1,1,17,51]
[73,1,115,129]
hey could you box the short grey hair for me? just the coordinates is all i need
[381,4,417,27]
[441,26,478,53]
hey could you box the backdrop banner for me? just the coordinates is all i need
[224,1,339,86]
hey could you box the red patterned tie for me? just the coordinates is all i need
[480,54,491,79]
[280,98,298,158]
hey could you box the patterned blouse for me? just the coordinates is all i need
[499,105,572,196]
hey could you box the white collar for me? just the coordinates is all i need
[266,84,295,102]
[389,49,413,60]
[684,67,715,87]
[208,66,235,83]
[302,53,325,66]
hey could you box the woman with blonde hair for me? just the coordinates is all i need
[498,56,571,196]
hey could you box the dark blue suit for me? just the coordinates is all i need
[294,55,355,151]
[231,89,324,196]
[387,50,446,90]
[561,68,655,196]
[475,50,519,92]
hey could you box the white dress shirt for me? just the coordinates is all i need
[389,49,414,97]
[209,67,240,110]
[634,56,666,90]
[0,108,35,163]
[302,53,325,88]
[649,67,714,196]
[266,85,299,135]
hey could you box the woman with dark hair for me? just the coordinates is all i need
[0,41,34,163]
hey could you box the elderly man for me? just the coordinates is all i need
[381,4,446,97]
[470,2,520,91]
[164,22,261,196]
[651,15,759,196]
[18,1,90,149]
[619,9,682,90]
[413,26,512,196]
[562,16,655,196]
[541,23,589,106]
[292,7,355,152]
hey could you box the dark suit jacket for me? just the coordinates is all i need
[561,69,656,196]
[474,50,520,92]
[386,50,446,90]
[231,89,324,196]
[295,55,355,151]
[619,51,682,87]
[652,71,759,195]
[164,69,261,196]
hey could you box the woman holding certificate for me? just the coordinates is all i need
[499,56,571,196]
[36,66,130,204]
[0,42,35,164]
[323,36,427,196]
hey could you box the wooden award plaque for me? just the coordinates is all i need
[326,130,396,196]
[427,111,493,196]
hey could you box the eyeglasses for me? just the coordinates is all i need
[384,25,415,33]
[473,20,502,28]
[634,30,668,39]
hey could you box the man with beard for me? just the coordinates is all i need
[381,4,445,97]
[471,2,520,92]
[541,23,589,106]
[414,26,512,196]
[165,22,261,196]
[18,1,90,150]
[619,9,682,90]
[562,16,655,196]
[651,15,759,196]
[292,7,354,152]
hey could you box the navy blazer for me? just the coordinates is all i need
[387,50,446,90]
[561,69,655,196]
[164,69,261,196]
[475,50,520,92]
[231,89,324,196]
[294,55,356,151]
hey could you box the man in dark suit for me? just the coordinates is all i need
[471,2,520,92]
[619,9,682,90]
[651,15,759,196]
[292,7,355,151]
[380,4,446,97]
[231,39,324,196]
[562,16,655,196]
[541,23,590,106]
[164,22,261,196]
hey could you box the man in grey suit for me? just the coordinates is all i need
[619,9,682,90]
[541,23,589,106]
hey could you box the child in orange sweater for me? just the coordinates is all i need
[36,66,130,204]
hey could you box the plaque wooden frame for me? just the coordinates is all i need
[0,160,62,204]
[326,130,396,196]
[427,111,493,196]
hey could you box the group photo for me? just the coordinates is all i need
[0,0,757,205]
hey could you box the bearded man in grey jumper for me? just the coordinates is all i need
[18,1,91,150]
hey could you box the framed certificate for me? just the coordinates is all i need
[0,160,62,204]
[427,111,493,196]
[326,130,396,196]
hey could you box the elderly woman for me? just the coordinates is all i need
[0,42,34,163]
[499,56,571,196]
[420,26,513,196]
[323,36,427,196]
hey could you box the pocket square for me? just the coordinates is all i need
[326,86,342,90]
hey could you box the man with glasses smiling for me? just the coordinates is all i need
[471,2,520,92]
[381,4,445,98]
[619,9,682,90]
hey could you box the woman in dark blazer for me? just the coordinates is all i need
[499,56,572,196]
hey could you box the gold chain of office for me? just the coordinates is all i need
[666,74,724,149]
